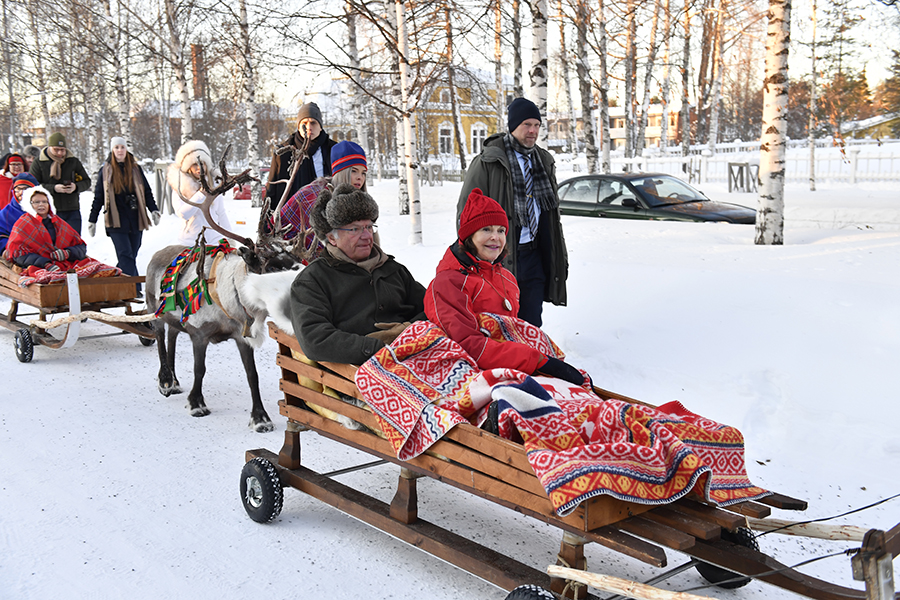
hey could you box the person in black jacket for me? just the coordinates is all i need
[88,137,160,295]
[29,132,91,234]
[266,102,337,208]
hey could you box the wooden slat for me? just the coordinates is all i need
[723,501,772,519]
[757,492,808,511]
[615,516,696,551]
[279,403,581,526]
[443,423,533,475]
[671,499,746,530]
[583,526,667,567]
[277,354,363,399]
[641,506,721,540]
[583,497,656,532]
[280,380,380,430]
[318,359,360,382]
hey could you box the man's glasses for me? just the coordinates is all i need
[335,224,377,236]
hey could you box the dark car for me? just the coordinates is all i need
[558,172,756,224]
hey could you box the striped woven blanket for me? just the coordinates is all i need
[355,315,769,516]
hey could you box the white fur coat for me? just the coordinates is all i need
[167,142,232,247]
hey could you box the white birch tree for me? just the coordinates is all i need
[636,0,663,157]
[556,0,576,152]
[164,0,192,143]
[660,0,672,153]
[574,0,597,172]
[808,0,817,191]
[529,0,549,147]
[755,0,791,246]
[597,0,612,173]
[494,0,504,131]
[238,0,260,202]
[395,0,422,244]
[104,0,132,144]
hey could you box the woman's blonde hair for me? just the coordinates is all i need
[330,164,367,192]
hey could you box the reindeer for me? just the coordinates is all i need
[146,147,313,432]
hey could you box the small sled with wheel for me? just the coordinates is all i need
[243,323,898,600]
[0,260,155,362]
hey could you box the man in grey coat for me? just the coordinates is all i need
[457,98,568,327]
[290,183,425,365]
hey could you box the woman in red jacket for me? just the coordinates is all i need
[425,188,584,384]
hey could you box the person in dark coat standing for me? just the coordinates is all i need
[29,132,91,234]
[457,98,568,328]
[88,137,161,295]
[266,101,337,209]
[289,183,426,365]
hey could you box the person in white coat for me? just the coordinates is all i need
[167,140,233,246]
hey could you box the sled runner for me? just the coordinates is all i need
[242,323,897,600]
[0,260,155,362]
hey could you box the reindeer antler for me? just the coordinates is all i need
[177,144,258,249]
[270,137,311,233]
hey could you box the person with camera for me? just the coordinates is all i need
[29,132,91,234]
[88,137,160,296]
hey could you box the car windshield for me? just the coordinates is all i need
[631,176,707,207]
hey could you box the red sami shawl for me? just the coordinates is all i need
[6,212,85,269]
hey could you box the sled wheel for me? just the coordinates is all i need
[139,335,155,347]
[14,328,34,363]
[240,457,283,523]
[695,527,759,589]
[504,585,555,600]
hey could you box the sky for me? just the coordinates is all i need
[1,146,898,599]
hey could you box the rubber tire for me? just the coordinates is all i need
[504,585,555,600]
[139,335,156,347]
[695,527,760,589]
[14,329,34,363]
[240,458,283,523]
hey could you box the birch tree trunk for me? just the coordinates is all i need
[624,0,636,159]
[27,0,52,132]
[395,0,422,245]
[239,0,260,204]
[530,0,549,147]
[808,0,817,191]
[574,0,597,172]
[556,0,577,152]
[660,0,671,153]
[387,5,409,214]
[346,3,368,156]
[598,0,611,173]
[494,0,504,130]
[165,0,191,143]
[636,0,662,156]
[706,0,725,154]
[156,36,169,159]
[445,5,467,169]
[2,0,19,152]
[105,0,131,144]
[681,0,691,158]
[755,0,791,246]
[512,0,523,98]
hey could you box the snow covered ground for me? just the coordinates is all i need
[1,175,898,600]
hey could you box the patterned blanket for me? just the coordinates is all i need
[355,315,769,516]
[154,240,235,324]
[17,257,121,287]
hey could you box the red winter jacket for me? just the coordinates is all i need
[425,242,544,373]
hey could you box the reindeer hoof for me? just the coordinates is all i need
[156,378,182,397]
[189,405,211,417]
[250,418,275,433]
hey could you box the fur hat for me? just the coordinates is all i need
[22,186,53,217]
[458,188,508,241]
[507,98,542,133]
[167,140,219,199]
[110,136,127,153]
[311,182,379,239]
[297,102,323,127]
[330,141,366,175]
[23,144,40,159]
[48,132,67,148]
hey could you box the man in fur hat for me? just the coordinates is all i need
[29,132,92,234]
[266,101,337,208]
[289,183,426,365]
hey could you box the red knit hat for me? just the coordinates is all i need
[458,188,509,241]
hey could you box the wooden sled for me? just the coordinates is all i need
[0,261,155,362]
[243,323,898,600]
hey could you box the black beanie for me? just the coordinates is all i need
[297,102,324,127]
[507,98,542,133]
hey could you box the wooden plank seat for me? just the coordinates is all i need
[263,323,868,600]
[0,261,141,310]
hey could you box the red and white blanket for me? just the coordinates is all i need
[355,315,770,516]
[17,258,121,287]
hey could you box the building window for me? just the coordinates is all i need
[439,126,453,154]
[440,89,451,104]
[471,124,487,154]
[613,118,626,129]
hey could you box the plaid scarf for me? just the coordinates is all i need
[279,178,326,261]
[6,212,84,268]
[502,133,557,231]
[154,240,236,324]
